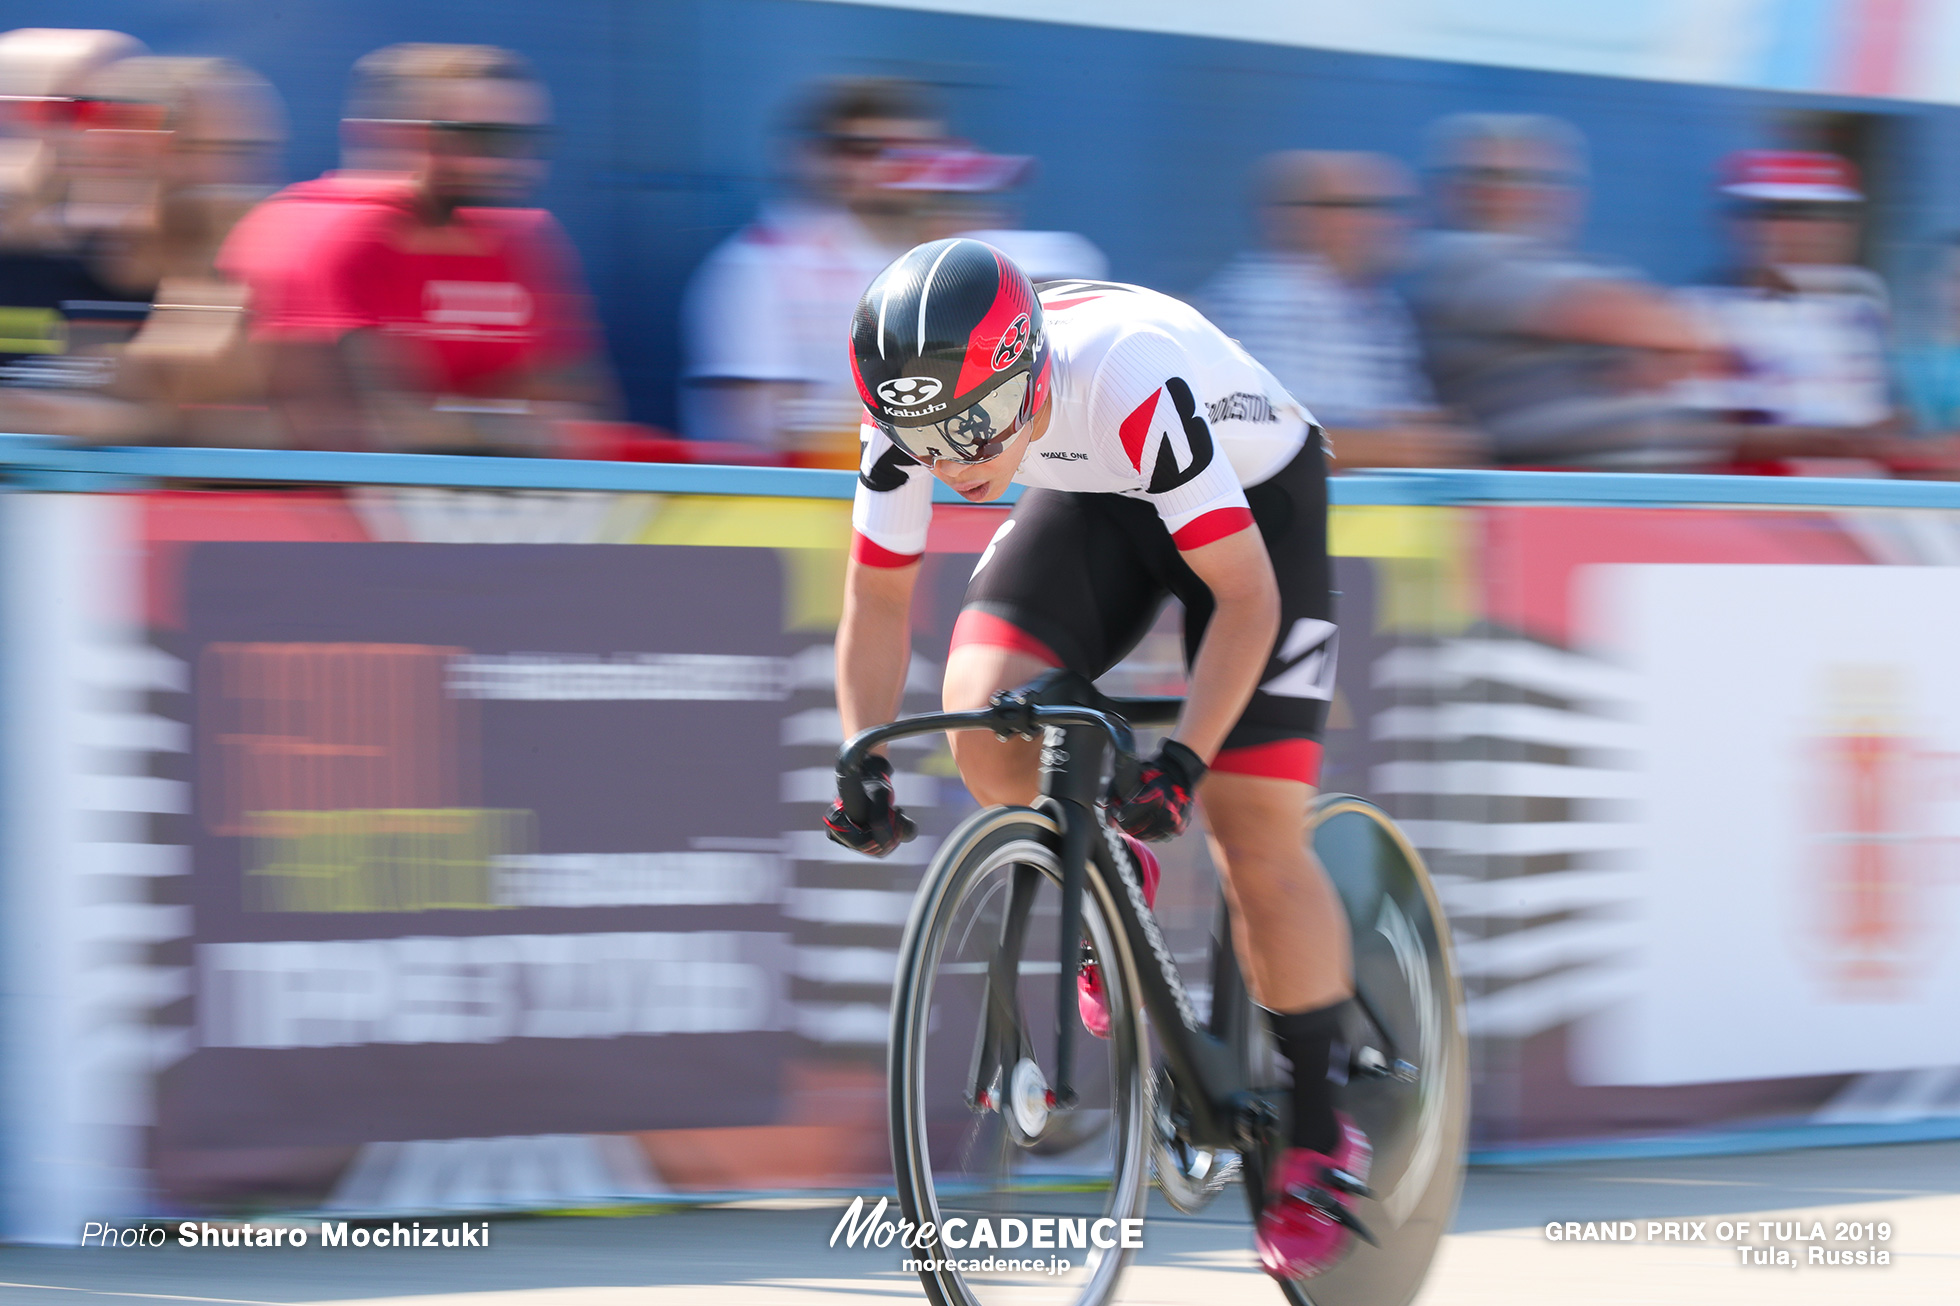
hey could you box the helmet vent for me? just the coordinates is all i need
[916,239,963,354]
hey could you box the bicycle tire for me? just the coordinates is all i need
[890,805,1151,1306]
[1264,795,1469,1306]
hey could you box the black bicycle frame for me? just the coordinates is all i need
[836,673,1273,1150]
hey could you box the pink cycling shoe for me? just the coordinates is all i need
[1256,1112,1377,1281]
[1077,833,1160,1039]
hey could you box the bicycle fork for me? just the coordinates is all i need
[964,720,1104,1119]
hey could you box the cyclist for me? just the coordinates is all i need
[825,238,1370,1281]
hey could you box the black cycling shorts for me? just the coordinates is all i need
[952,435,1334,782]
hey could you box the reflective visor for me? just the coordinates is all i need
[877,373,1028,465]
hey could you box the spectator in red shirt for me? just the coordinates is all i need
[219,44,614,453]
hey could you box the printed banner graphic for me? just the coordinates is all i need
[1576,564,1960,1086]
[164,543,797,1147]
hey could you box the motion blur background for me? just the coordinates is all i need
[4,1,1960,1285]
[12,0,1960,464]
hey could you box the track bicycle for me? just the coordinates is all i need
[835,670,1467,1306]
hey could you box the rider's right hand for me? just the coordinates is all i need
[825,753,918,857]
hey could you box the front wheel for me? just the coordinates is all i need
[889,806,1150,1306]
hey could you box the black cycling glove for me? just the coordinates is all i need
[825,753,918,857]
[1111,739,1208,842]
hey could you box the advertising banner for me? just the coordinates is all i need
[1577,563,1960,1087]
[1423,503,1960,1150]
[171,542,800,1147]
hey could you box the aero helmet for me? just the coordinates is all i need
[850,238,1051,464]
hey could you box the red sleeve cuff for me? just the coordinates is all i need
[1170,506,1254,551]
[852,531,924,568]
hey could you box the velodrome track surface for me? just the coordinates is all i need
[3,1141,1955,1306]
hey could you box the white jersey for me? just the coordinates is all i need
[852,282,1313,565]
[685,199,902,450]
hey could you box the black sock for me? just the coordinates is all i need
[1266,999,1351,1154]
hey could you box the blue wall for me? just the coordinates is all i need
[15,0,1960,427]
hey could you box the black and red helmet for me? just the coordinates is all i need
[850,238,1052,464]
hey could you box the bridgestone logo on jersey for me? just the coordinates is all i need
[1205,392,1277,425]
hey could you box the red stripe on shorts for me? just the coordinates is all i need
[949,610,1062,667]
[1212,738,1323,784]
[852,531,923,568]
[1170,506,1254,551]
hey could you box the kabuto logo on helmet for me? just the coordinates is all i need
[992,313,1031,371]
[877,376,943,407]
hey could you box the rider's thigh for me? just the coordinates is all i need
[1200,771,1314,854]
[942,645,1054,807]
[1200,771,1351,1009]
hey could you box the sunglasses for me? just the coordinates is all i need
[1454,165,1573,188]
[1280,196,1409,210]
[826,132,904,160]
[350,118,550,158]
[1739,202,1857,222]
[427,120,551,158]
[0,95,171,132]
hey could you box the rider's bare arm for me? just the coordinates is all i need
[1168,526,1281,762]
[837,553,923,743]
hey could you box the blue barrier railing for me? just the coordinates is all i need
[10,434,1960,507]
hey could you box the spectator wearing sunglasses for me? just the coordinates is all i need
[683,77,942,461]
[1409,113,1719,470]
[1202,150,1479,470]
[219,43,613,453]
[0,28,150,400]
[1678,151,1904,470]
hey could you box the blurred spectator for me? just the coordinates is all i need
[1409,113,1718,470]
[220,43,613,454]
[0,29,148,413]
[683,77,941,462]
[1681,151,1901,467]
[1202,149,1479,470]
[7,55,288,444]
[900,143,1109,282]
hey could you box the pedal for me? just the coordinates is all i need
[1353,1046,1419,1083]
[1324,1166,1375,1201]
[1290,1184,1381,1247]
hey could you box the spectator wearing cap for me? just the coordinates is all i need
[1679,150,1900,467]
[219,44,614,454]
[683,77,941,462]
[1409,113,1719,470]
[1201,150,1479,470]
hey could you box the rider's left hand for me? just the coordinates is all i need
[1110,738,1207,841]
[825,753,917,857]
